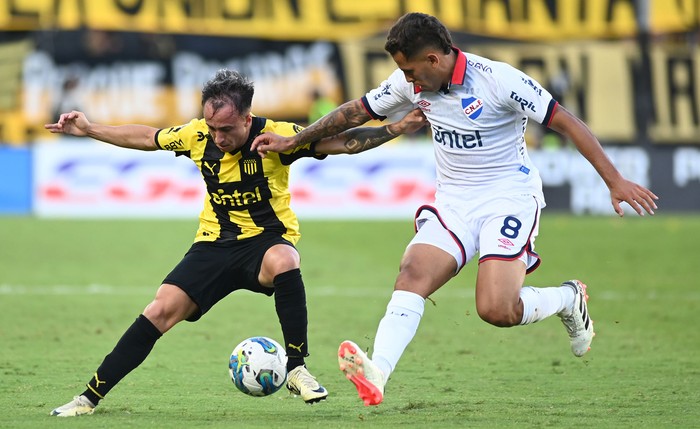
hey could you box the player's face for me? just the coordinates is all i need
[203,101,252,153]
[392,49,444,92]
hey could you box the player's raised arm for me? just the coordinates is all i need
[315,108,427,155]
[549,105,658,217]
[44,110,159,151]
[252,98,373,156]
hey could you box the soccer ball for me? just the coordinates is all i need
[229,336,287,396]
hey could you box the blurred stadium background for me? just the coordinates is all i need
[0,0,699,218]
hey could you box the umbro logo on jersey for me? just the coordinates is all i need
[462,97,484,119]
[417,100,431,112]
[498,238,514,251]
[498,238,515,246]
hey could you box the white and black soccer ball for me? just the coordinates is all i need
[229,336,287,396]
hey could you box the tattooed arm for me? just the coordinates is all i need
[315,108,427,155]
[252,99,374,155]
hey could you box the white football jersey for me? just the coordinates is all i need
[362,48,557,206]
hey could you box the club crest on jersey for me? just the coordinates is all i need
[243,159,258,175]
[462,97,484,119]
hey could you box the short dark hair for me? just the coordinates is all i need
[201,69,254,114]
[385,13,453,59]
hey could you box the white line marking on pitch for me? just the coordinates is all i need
[0,284,698,300]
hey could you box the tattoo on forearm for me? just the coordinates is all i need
[299,101,369,144]
[342,126,396,153]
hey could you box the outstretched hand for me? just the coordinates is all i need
[609,179,658,216]
[44,111,91,137]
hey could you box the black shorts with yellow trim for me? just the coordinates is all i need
[163,232,294,322]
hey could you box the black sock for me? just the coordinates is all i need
[81,314,162,405]
[273,269,308,372]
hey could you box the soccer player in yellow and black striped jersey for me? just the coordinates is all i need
[45,69,427,416]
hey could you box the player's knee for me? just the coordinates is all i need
[394,266,427,293]
[143,294,193,332]
[261,245,300,278]
[143,301,171,331]
[476,304,520,327]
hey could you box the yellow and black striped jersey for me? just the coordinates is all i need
[154,116,326,245]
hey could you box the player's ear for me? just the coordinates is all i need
[427,52,440,67]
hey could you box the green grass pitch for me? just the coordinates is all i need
[0,215,698,428]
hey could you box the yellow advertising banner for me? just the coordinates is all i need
[2,0,699,41]
[2,36,699,145]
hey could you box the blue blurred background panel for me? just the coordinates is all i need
[0,146,32,214]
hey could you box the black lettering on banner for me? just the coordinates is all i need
[326,0,362,23]
[9,0,40,19]
[2,0,699,39]
[668,57,698,126]
[648,46,700,143]
[221,1,254,20]
[114,0,143,15]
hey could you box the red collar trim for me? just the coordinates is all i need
[450,46,467,86]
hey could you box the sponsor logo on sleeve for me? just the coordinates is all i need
[510,91,536,112]
[373,83,392,100]
[521,77,543,96]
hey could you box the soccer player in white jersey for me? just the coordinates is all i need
[252,12,659,406]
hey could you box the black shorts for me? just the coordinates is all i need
[163,233,294,322]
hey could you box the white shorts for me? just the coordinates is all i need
[408,194,542,273]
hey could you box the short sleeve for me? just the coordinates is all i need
[154,118,203,153]
[361,69,415,122]
[495,64,557,126]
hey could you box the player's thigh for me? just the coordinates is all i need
[410,206,477,270]
[473,195,540,313]
[475,259,526,311]
[396,244,456,298]
[402,215,460,297]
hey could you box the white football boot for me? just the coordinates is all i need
[338,340,385,406]
[50,395,95,417]
[558,279,595,357]
[286,365,328,403]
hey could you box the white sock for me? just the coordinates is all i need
[519,285,574,325]
[371,290,425,379]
